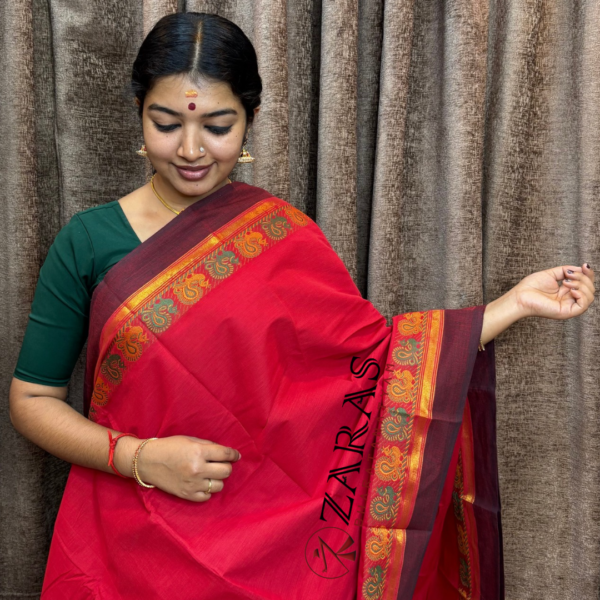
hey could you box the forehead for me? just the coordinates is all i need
[147,73,241,108]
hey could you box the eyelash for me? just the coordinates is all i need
[153,123,232,136]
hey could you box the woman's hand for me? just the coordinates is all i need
[116,435,242,502]
[480,263,595,346]
[514,263,595,319]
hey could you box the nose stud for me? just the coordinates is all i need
[200,146,205,153]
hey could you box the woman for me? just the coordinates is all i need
[8,12,594,600]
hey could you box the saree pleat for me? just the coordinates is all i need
[43,182,501,600]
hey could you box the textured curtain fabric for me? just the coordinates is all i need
[1,1,598,598]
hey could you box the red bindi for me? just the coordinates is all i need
[188,102,196,111]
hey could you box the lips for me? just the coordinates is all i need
[175,163,213,181]
[175,165,211,171]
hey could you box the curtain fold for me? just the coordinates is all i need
[482,1,600,595]
[1,1,598,598]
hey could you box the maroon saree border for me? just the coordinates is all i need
[394,306,485,598]
[467,342,504,600]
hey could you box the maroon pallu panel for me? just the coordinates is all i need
[399,308,485,598]
[469,343,504,600]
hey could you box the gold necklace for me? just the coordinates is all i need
[150,174,182,215]
[150,174,233,215]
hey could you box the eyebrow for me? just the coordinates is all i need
[148,104,238,118]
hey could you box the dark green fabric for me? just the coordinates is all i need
[13,202,141,387]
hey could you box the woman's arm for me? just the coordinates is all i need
[481,263,595,346]
[9,378,142,478]
[9,378,241,501]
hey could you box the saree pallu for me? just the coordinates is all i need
[42,182,503,599]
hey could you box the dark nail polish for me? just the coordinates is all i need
[567,269,574,274]
[586,263,591,269]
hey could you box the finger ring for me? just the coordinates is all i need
[206,478,212,494]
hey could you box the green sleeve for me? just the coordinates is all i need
[13,214,95,387]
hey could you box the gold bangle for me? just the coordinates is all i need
[478,339,485,352]
[132,437,158,488]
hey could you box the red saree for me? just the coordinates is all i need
[42,182,503,599]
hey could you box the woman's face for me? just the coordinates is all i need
[142,73,253,205]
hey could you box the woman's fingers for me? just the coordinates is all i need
[185,467,228,502]
[562,280,594,305]
[563,272,592,290]
[185,472,227,503]
[199,477,224,494]
[188,477,225,500]
[563,269,595,299]
[583,262,595,284]
[562,282,594,312]
[203,443,241,463]
[191,444,238,501]
[570,289,592,314]
[562,266,582,280]
[562,264,594,285]
[193,492,212,502]
[558,264,595,314]
[563,268,593,287]
[203,460,233,481]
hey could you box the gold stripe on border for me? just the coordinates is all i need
[384,530,407,599]
[459,403,481,600]
[461,400,477,505]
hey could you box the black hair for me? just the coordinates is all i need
[131,12,262,126]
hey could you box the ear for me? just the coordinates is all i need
[245,107,260,138]
[248,107,260,129]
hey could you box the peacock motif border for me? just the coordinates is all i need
[360,309,444,599]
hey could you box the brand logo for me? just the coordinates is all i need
[319,356,380,526]
[304,527,357,579]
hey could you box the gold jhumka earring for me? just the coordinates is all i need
[238,135,255,163]
[136,144,148,157]
[238,147,254,163]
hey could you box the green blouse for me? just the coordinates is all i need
[13,201,142,387]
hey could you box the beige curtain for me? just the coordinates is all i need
[1,1,599,598]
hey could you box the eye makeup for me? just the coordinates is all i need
[153,123,179,132]
[206,126,232,135]
[152,122,233,135]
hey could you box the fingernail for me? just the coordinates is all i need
[238,452,242,460]
[567,269,574,274]
[585,263,591,269]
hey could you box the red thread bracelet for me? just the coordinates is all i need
[107,430,139,478]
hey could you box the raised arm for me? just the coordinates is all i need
[481,263,595,346]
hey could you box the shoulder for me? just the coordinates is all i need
[234,181,285,204]
[73,199,123,229]
[70,190,144,246]
[49,198,134,272]
[233,182,312,222]
[52,201,124,253]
